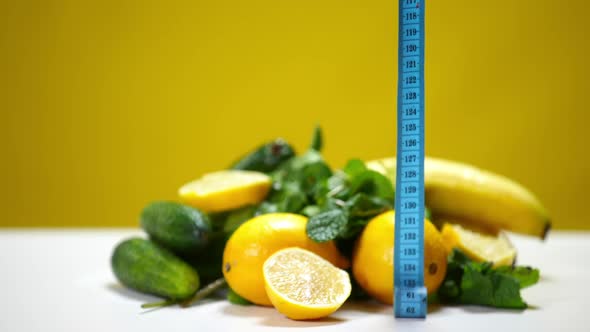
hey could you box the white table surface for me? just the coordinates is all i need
[1,229,589,332]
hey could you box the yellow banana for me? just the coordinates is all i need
[366,157,551,239]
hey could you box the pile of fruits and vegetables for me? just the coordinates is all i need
[111,126,549,320]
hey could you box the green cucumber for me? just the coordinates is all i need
[230,138,295,173]
[140,201,211,255]
[111,238,200,300]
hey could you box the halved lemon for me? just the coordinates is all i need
[263,247,351,320]
[441,223,516,267]
[178,170,271,213]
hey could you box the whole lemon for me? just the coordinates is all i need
[352,211,447,305]
[222,213,349,306]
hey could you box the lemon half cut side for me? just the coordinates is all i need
[263,247,351,320]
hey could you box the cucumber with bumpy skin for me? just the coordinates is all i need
[111,238,200,301]
[230,138,295,173]
[141,201,211,255]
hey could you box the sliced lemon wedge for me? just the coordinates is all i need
[263,247,351,320]
[441,223,516,267]
[178,170,271,213]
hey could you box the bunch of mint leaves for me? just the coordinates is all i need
[223,126,396,247]
[435,249,540,309]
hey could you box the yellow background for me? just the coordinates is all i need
[1,1,588,228]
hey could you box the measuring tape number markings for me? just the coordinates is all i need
[394,0,427,319]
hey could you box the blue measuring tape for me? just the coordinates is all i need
[394,0,427,318]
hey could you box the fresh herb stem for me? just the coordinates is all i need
[333,199,347,208]
[181,277,227,307]
[310,125,323,151]
[327,184,346,198]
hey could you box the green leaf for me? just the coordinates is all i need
[494,266,540,289]
[489,273,527,309]
[437,249,535,309]
[300,161,333,197]
[318,197,346,211]
[309,125,323,151]
[342,159,367,178]
[345,193,392,218]
[306,209,348,243]
[459,262,495,306]
[271,150,323,186]
[313,173,348,207]
[279,192,308,213]
[274,182,308,213]
[325,173,349,199]
[349,170,395,203]
[223,206,257,234]
[227,288,252,305]
[301,205,321,217]
[460,265,526,309]
[256,202,279,215]
[285,150,323,173]
[315,159,367,203]
[437,279,460,301]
